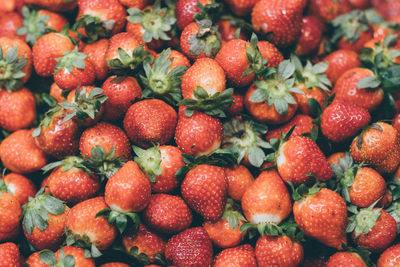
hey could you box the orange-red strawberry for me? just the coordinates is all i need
[0,129,47,174]
[22,189,69,250]
[1,173,36,205]
[216,19,247,43]
[308,0,352,22]
[0,191,21,242]
[393,113,400,133]
[82,39,109,80]
[175,0,212,30]
[0,88,36,132]
[323,49,361,85]
[326,252,367,267]
[65,196,117,252]
[321,101,371,143]
[181,164,227,221]
[241,170,292,225]
[118,0,149,8]
[23,0,77,12]
[265,114,314,142]
[0,12,23,40]
[0,242,21,267]
[33,106,80,159]
[49,83,66,103]
[214,244,257,267]
[350,122,400,173]
[123,99,177,148]
[225,0,259,16]
[257,41,284,67]
[327,151,347,165]
[100,263,130,267]
[165,227,213,267]
[55,246,95,267]
[255,235,304,267]
[224,165,254,201]
[378,244,400,267]
[24,251,48,267]
[296,16,323,56]
[26,247,95,267]
[143,193,192,234]
[293,188,347,249]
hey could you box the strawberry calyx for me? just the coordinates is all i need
[73,15,115,43]
[221,198,247,230]
[331,10,370,45]
[222,117,270,167]
[38,248,76,267]
[386,201,400,232]
[96,208,140,234]
[127,0,176,43]
[22,188,66,235]
[83,146,125,181]
[177,87,234,118]
[132,145,162,183]
[0,179,7,193]
[32,105,63,138]
[16,6,53,46]
[41,156,91,174]
[0,46,28,92]
[55,47,87,73]
[107,47,152,74]
[289,181,324,202]
[188,19,221,58]
[140,48,187,105]
[65,231,102,258]
[127,246,165,266]
[193,0,222,23]
[242,33,269,79]
[346,204,382,237]
[248,60,304,115]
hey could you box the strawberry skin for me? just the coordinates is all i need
[224,165,254,201]
[175,0,211,30]
[378,244,400,267]
[1,173,36,205]
[323,49,360,84]
[214,244,257,267]
[203,218,244,248]
[82,39,110,80]
[321,101,371,143]
[258,40,284,67]
[293,188,347,249]
[100,263,130,267]
[55,246,95,267]
[327,252,366,267]
[296,16,323,55]
[308,0,352,22]
[0,192,22,242]
[181,164,227,221]
[265,114,314,142]
[0,242,21,267]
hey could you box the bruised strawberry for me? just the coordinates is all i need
[0,173,36,205]
[323,49,360,84]
[0,191,21,242]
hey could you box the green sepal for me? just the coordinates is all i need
[346,204,382,237]
[331,10,370,44]
[289,181,324,202]
[242,33,269,79]
[72,14,115,43]
[96,208,140,234]
[193,0,222,23]
[187,19,221,58]
[133,145,162,183]
[83,146,125,181]
[55,46,87,73]
[65,231,102,258]
[32,105,62,138]
[41,155,91,174]
[38,249,58,266]
[0,46,28,92]
[107,46,152,76]
[221,199,247,229]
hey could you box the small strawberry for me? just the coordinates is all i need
[175,0,212,30]
[326,252,367,267]
[296,16,323,56]
[323,49,361,85]
[265,114,314,142]
[0,191,22,242]
[213,244,257,267]
[0,172,36,205]
[82,39,110,81]
[223,165,254,201]
[23,0,77,12]
[49,83,66,103]
[308,0,352,22]
[0,242,21,267]
[165,227,213,267]
[378,244,400,267]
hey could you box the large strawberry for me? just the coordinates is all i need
[0,172,36,205]
[323,49,361,84]
[0,242,22,267]
[0,191,21,242]
[265,114,314,142]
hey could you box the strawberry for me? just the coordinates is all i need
[255,235,304,267]
[308,0,352,22]
[100,263,130,267]
[0,129,48,174]
[0,0,16,13]
[265,114,314,142]
[241,170,292,225]
[42,156,100,204]
[23,0,77,12]
[256,40,284,67]
[0,191,22,242]
[49,83,66,103]
[123,99,177,148]
[393,113,400,133]
[0,242,21,267]
[133,145,184,193]
[0,87,36,132]
[327,151,347,165]
[143,194,192,234]
[348,208,397,253]
[0,37,32,91]
[1,172,36,205]
[216,19,247,43]
[118,0,149,8]
[227,92,244,116]
[295,16,323,56]
[293,188,348,249]
[276,136,333,185]
[223,165,254,201]
[181,164,227,221]
[332,68,384,112]
[350,122,400,173]
[323,49,361,85]
[33,106,80,159]
[55,246,95,267]
[175,0,212,30]
[24,251,48,267]
[65,197,117,253]
[326,252,367,267]
[321,101,371,143]
[225,0,259,16]
[214,244,257,267]
[378,244,400,267]
[32,32,75,77]
[251,0,305,47]
[160,49,191,70]
[0,12,23,40]
[27,247,96,267]
[165,227,213,267]
[22,189,69,250]
[82,39,110,81]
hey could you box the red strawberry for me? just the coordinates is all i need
[255,235,304,267]
[378,244,400,267]
[293,188,347,249]
[0,129,48,174]
[258,40,284,67]
[326,252,367,267]
[308,0,352,22]
[49,82,66,103]
[82,39,110,81]
[0,191,22,242]
[276,136,333,185]
[181,164,227,221]
[321,101,371,143]
[0,88,36,132]
[0,242,21,267]
[241,170,292,225]
[118,0,148,8]
[296,16,323,55]
[323,49,361,85]
[265,114,314,142]
[213,244,257,267]
[327,151,347,165]
[123,99,177,148]
[216,19,247,43]
[23,0,77,12]
[227,92,245,116]
[100,263,130,267]
[224,165,254,201]
[165,227,213,267]
[1,172,36,205]
[55,246,95,267]
[101,75,142,121]
[0,12,23,40]
[24,251,48,267]
[175,0,212,30]
[225,0,259,16]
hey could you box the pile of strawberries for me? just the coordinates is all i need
[1,0,400,265]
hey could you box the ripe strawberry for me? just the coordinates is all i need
[100,263,130,267]
[0,129,47,174]
[257,40,284,67]
[350,122,400,173]
[241,170,292,225]
[55,246,95,267]
[23,0,77,12]
[133,145,184,193]
[181,164,227,221]
[326,252,367,267]
[323,49,361,85]
[214,244,257,267]
[0,88,36,132]
[349,208,397,253]
[321,101,371,143]
[327,151,347,165]
[293,188,347,249]
[0,12,23,41]
[1,172,36,205]
[251,0,305,47]
[296,16,323,55]
[0,242,21,267]
[265,114,314,142]
[175,0,212,30]
[308,0,352,22]
[255,235,304,267]
[32,32,75,77]
[24,251,48,267]
[393,113,400,133]
[224,165,254,201]
[160,49,191,70]
[378,244,400,267]
[65,196,117,252]
[333,68,384,112]
[82,39,110,80]
[49,82,66,103]
[22,189,69,250]
[216,19,247,43]
[118,0,148,8]
[43,156,100,204]
[227,92,245,115]
[0,191,22,242]
[165,227,213,267]
[33,106,80,159]
[124,99,177,148]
